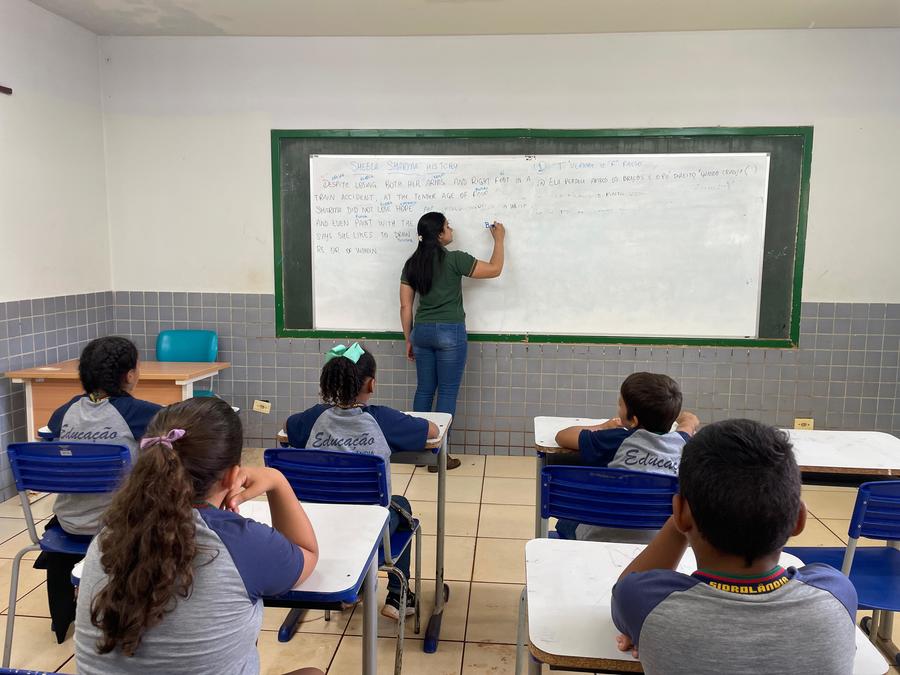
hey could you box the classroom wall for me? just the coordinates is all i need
[98,29,900,301]
[2,24,899,498]
[0,1,113,499]
[0,0,111,302]
[109,293,899,450]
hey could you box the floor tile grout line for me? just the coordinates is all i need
[56,653,76,673]
[461,473,486,674]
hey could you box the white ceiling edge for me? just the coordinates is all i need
[26,0,900,37]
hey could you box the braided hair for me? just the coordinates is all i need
[401,212,447,296]
[320,347,377,407]
[78,336,139,398]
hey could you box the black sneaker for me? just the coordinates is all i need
[381,591,416,620]
[428,456,461,472]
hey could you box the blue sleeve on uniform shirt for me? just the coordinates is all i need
[676,431,691,442]
[794,563,859,621]
[368,406,430,453]
[47,395,84,437]
[578,427,633,466]
[611,569,700,647]
[109,396,163,440]
[285,404,331,448]
[198,508,304,600]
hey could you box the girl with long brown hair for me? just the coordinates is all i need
[74,397,320,675]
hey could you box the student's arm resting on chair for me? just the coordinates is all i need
[226,467,319,584]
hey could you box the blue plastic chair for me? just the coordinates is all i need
[786,480,900,663]
[264,448,420,675]
[2,442,131,667]
[517,466,679,674]
[155,329,218,397]
[540,465,679,537]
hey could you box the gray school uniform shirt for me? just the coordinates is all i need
[48,394,161,534]
[575,428,686,542]
[612,563,858,675]
[284,403,429,495]
[75,507,304,675]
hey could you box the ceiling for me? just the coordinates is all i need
[27,0,900,37]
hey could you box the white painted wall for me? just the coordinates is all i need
[0,0,110,302]
[99,29,900,301]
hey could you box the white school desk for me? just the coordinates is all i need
[73,501,389,675]
[3,359,231,441]
[518,538,888,675]
[275,410,453,653]
[532,416,900,537]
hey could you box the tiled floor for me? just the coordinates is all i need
[0,456,896,674]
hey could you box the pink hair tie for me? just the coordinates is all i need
[140,428,186,450]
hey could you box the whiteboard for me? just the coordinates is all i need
[309,153,770,338]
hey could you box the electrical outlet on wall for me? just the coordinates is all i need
[794,418,814,430]
[252,399,272,414]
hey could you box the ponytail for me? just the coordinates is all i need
[320,347,377,407]
[90,398,243,655]
[401,211,447,296]
[78,336,139,398]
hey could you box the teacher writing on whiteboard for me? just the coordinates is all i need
[400,211,506,471]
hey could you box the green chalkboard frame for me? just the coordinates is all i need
[272,126,812,347]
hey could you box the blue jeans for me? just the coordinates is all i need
[411,322,468,419]
[387,495,413,596]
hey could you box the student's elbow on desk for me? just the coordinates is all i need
[297,548,319,585]
[555,427,582,449]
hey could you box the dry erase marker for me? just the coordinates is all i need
[484,221,494,229]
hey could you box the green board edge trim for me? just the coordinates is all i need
[272,126,810,139]
[271,130,287,339]
[274,328,793,349]
[790,126,814,347]
[272,126,812,348]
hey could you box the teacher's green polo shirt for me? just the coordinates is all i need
[401,249,477,324]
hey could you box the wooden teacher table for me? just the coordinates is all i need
[3,359,230,441]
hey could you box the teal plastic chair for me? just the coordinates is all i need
[155,330,218,398]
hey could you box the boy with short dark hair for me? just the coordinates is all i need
[612,419,857,675]
[554,372,699,540]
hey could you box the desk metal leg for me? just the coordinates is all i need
[363,557,378,675]
[872,543,900,664]
[277,607,309,642]
[424,435,448,653]
[534,452,548,538]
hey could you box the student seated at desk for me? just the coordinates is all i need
[41,336,162,641]
[75,398,321,675]
[284,342,438,621]
[611,420,857,675]
[554,372,699,541]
